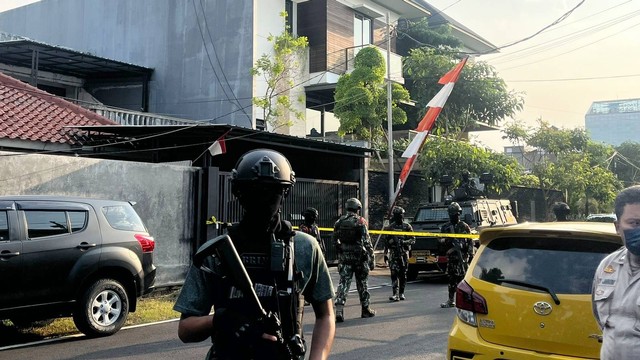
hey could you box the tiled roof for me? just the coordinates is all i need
[0,71,117,145]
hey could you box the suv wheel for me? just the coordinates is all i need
[73,279,129,337]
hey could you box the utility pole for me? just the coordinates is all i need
[386,11,394,206]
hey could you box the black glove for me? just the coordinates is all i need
[213,308,265,344]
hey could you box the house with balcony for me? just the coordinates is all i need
[0,0,496,139]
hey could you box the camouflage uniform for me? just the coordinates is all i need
[383,222,415,300]
[440,221,473,306]
[299,223,326,255]
[333,211,375,320]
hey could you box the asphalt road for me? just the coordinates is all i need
[0,268,455,360]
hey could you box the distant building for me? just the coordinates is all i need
[585,98,640,146]
[504,145,555,173]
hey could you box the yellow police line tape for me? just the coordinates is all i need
[293,226,479,239]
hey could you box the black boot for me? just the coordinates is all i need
[361,306,376,318]
[335,304,344,322]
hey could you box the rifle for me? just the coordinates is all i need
[194,234,305,359]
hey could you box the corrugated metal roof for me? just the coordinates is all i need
[0,37,153,79]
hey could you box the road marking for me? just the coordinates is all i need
[0,318,180,351]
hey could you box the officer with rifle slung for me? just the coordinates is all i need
[173,149,335,360]
[439,202,473,308]
[332,197,376,322]
[383,206,415,301]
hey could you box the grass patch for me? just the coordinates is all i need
[5,288,181,339]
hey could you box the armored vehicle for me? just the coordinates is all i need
[406,179,518,280]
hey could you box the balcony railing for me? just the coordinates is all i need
[326,44,404,84]
[83,104,203,126]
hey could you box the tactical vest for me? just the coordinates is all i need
[211,222,303,359]
[335,214,362,245]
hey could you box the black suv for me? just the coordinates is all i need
[0,196,156,336]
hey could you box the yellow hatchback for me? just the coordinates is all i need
[447,222,622,360]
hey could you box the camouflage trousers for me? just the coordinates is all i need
[334,260,370,307]
[388,255,408,295]
[446,257,466,301]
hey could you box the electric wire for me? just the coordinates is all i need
[191,0,251,121]
[499,19,640,72]
[489,9,640,66]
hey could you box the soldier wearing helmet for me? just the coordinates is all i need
[552,202,570,221]
[383,206,415,301]
[299,207,325,255]
[174,149,335,359]
[332,197,376,322]
[439,202,473,308]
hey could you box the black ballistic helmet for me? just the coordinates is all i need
[302,207,319,218]
[392,206,405,215]
[231,149,295,197]
[448,202,462,215]
[345,198,362,211]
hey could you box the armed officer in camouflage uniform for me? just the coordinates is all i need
[332,198,376,322]
[299,207,326,255]
[174,149,335,359]
[439,202,473,308]
[383,206,415,301]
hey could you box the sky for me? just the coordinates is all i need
[1,0,638,150]
[426,0,640,150]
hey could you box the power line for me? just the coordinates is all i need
[499,19,640,72]
[506,73,640,83]
[191,0,251,121]
[489,9,640,66]
[481,0,586,54]
[487,1,637,63]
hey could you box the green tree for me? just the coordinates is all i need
[251,12,308,130]
[613,141,640,187]
[395,18,462,57]
[407,133,523,196]
[404,50,523,133]
[502,120,621,217]
[333,47,410,145]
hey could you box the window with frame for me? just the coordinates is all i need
[24,210,88,238]
[354,13,372,47]
[472,236,621,295]
[102,205,146,232]
[285,0,294,34]
[0,211,8,240]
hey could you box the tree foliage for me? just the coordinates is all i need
[251,12,308,130]
[395,18,462,56]
[333,47,410,145]
[404,49,524,132]
[502,119,621,216]
[398,134,522,195]
[613,141,640,187]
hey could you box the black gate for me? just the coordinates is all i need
[212,172,358,264]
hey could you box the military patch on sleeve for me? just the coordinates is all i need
[600,278,615,285]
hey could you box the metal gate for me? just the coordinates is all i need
[214,172,358,264]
